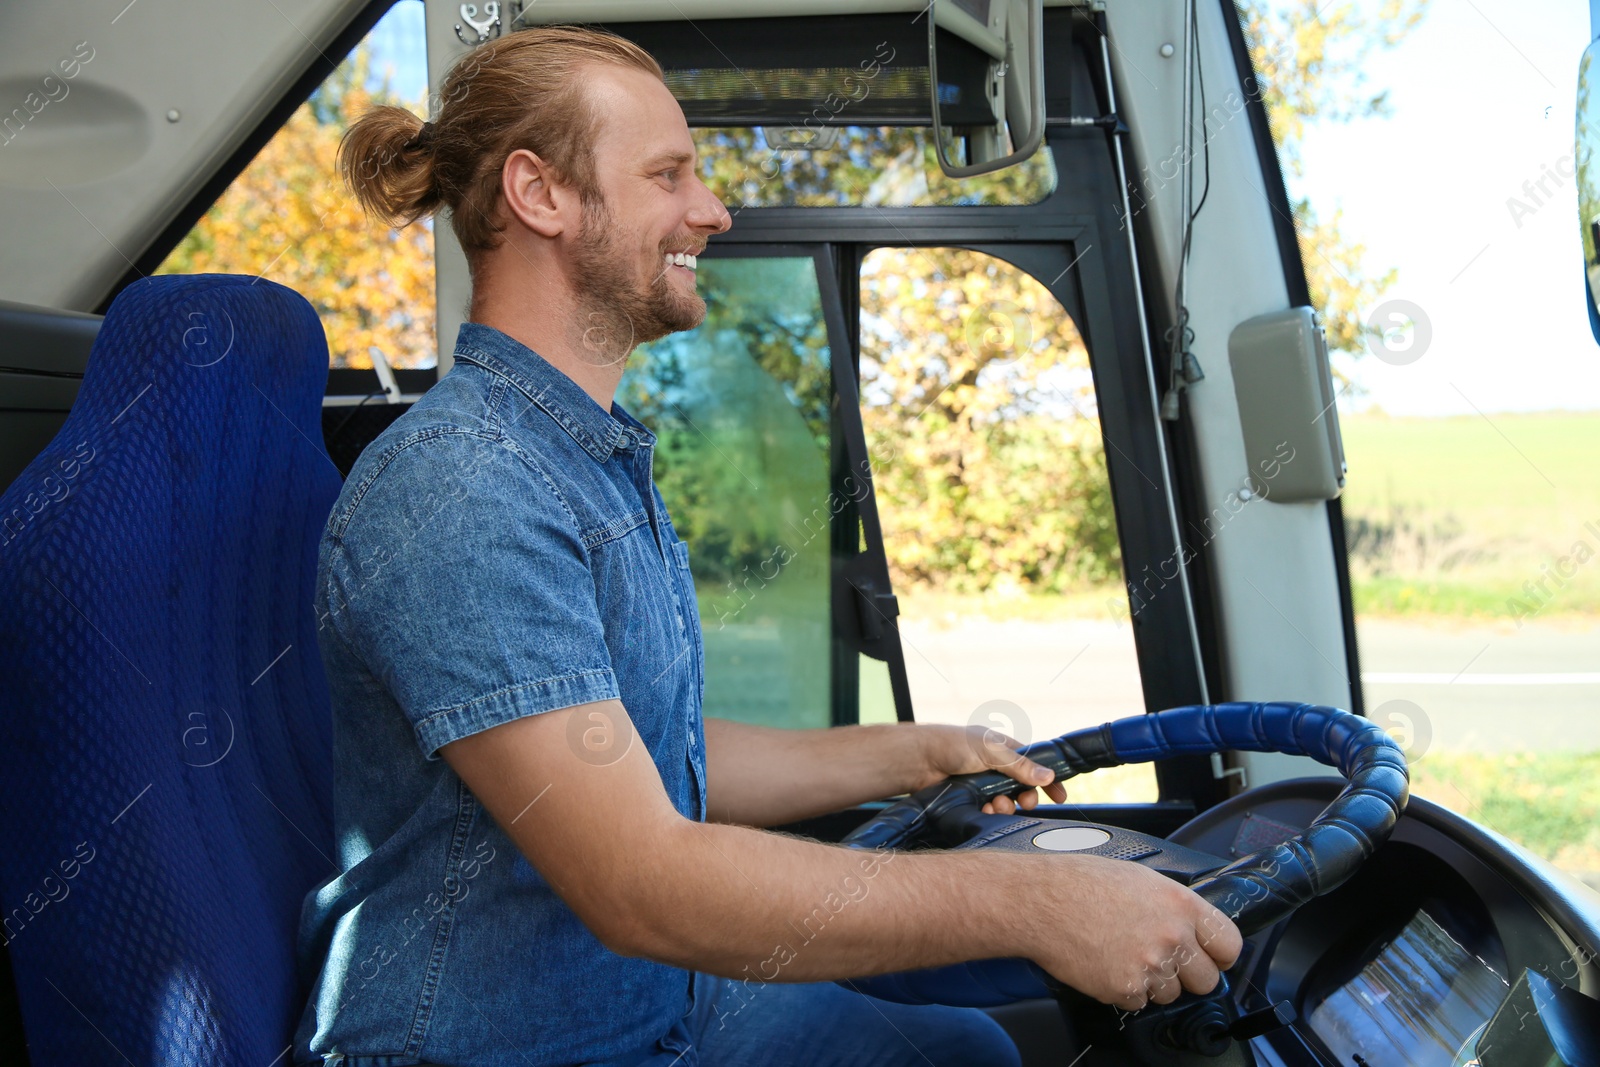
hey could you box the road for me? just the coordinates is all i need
[898,614,1600,754]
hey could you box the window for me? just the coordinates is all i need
[1346,416,1600,883]
[623,253,835,730]
[155,1,434,373]
[859,247,1157,802]
[625,243,1160,797]
[1232,0,1600,881]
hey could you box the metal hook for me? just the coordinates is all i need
[454,2,501,46]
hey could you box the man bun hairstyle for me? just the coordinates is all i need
[340,25,665,256]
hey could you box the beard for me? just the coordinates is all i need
[567,192,706,367]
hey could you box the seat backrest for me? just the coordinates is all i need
[0,275,341,1066]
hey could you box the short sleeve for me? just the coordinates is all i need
[321,430,618,758]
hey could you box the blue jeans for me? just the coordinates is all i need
[588,972,1023,1067]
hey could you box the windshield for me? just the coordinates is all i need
[1239,0,1600,888]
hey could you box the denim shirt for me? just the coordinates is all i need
[294,323,707,1067]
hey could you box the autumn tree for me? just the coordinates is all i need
[678,128,1118,596]
[158,46,435,370]
[1239,0,1430,356]
[858,246,1118,594]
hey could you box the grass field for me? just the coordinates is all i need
[1412,750,1600,876]
[1338,411,1600,617]
[1342,412,1600,879]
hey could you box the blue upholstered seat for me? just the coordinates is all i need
[0,275,342,1065]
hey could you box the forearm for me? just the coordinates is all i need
[445,703,1240,1008]
[702,718,933,826]
[611,814,1055,981]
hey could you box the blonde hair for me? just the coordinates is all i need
[339,25,665,255]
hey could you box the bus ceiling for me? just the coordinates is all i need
[0,0,1102,313]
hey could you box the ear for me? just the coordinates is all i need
[501,149,571,239]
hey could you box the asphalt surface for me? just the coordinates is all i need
[899,614,1600,754]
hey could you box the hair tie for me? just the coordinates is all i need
[409,120,437,151]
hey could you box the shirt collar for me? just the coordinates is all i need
[451,322,654,462]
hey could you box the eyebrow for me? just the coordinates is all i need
[642,150,695,171]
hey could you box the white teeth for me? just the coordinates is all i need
[666,252,697,270]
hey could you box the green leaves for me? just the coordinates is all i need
[861,248,1119,594]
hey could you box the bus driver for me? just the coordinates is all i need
[293,25,1241,1067]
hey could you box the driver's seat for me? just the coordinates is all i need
[0,275,341,1065]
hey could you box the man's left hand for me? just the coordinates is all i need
[913,724,1069,816]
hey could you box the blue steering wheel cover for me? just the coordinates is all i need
[1100,701,1374,768]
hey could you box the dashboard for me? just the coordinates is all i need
[802,773,1600,1066]
[1165,777,1600,1066]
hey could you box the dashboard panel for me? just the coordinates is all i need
[1301,905,1506,1065]
[1164,777,1600,1065]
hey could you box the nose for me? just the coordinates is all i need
[686,175,732,236]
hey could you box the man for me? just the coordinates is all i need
[294,24,1240,1067]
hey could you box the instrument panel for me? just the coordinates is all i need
[1302,905,1508,1064]
[1165,778,1600,1066]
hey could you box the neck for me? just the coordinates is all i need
[469,257,635,410]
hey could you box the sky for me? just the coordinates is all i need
[358,0,1600,416]
[365,0,427,103]
[1291,0,1600,415]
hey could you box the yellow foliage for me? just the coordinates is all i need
[157,78,435,370]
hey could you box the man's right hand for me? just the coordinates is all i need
[1030,855,1243,1011]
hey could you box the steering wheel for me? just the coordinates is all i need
[838,702,1409,1013]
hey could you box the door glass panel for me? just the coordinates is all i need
[859,654,898,725]
[859,246,1158,802]
[622,255,833,729]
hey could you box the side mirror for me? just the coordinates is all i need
[927,0,1046,178]
[1576,38,1600,345]
[1227,307,1347,504]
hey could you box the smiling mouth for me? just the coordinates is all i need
[664,251,698,276]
